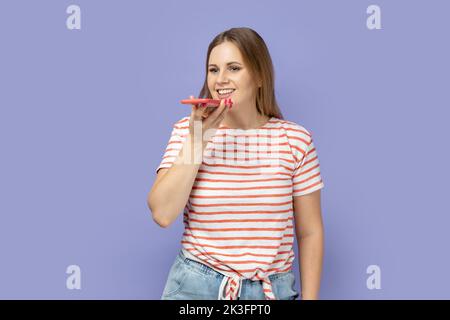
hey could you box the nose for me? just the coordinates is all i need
[217,69,229,84]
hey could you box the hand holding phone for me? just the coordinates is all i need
[186,96,230,138]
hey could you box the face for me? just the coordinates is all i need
[207,41,260,110]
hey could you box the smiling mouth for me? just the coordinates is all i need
[216,89,236,98]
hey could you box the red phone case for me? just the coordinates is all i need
[180,98,233,108]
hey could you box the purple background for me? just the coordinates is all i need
[0,0,449,299]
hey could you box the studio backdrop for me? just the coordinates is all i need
[0,0,449,299]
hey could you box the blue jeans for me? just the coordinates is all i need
[161,250,300,300]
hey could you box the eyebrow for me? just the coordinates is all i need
[208,61,242,67]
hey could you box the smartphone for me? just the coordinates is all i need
[180,98,232,108]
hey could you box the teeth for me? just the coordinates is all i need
[218,89,235,94]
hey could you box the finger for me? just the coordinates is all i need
[189,95,198,110]
[191,96,206,120]
[202,105,217,119]
[216,99,229,117]
[208,102,228,125]
[202,98,223,119]
[209,99,226,114]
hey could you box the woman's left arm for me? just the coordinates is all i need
[293,189,324,300]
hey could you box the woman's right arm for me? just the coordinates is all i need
[147,133,207,228]
[147,98,229,228]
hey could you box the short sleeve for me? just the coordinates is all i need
[291,133,325,197]
[155,118,189,174]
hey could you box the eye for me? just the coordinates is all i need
[208,66,241,73]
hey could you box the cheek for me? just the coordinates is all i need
[239,82,254,94]
[207,80,215,93]
[237,76,253,89]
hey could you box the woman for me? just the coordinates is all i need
[147,27,325,300]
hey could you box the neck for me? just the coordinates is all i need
[221,103,270,130]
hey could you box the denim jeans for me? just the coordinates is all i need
[161,250,299,300]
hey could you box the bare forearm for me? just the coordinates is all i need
[298,230,324,300]
[148,134,207,227]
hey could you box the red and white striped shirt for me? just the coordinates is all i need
[156,116,324,300]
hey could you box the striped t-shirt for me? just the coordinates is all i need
[156,116,324,300]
